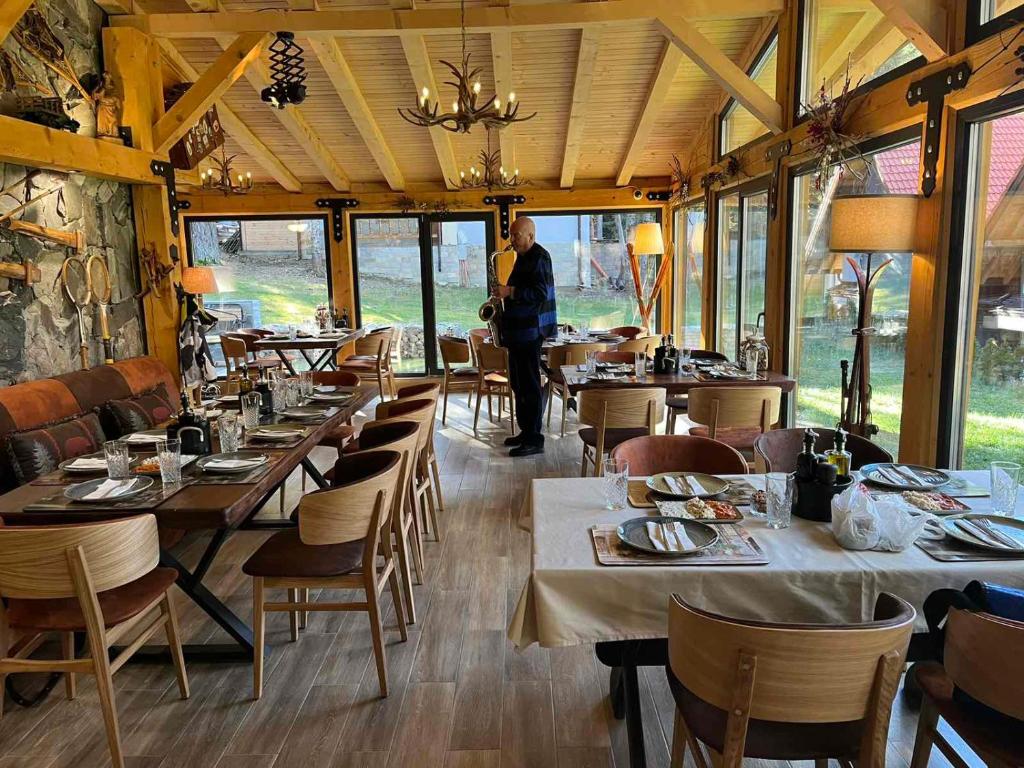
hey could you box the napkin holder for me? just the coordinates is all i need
[793,475,854,522]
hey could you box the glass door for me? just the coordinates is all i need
[716,184,768,359]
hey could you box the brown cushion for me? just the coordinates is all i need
[54,366,134,413]
[6,567,177,632]
[666,667,862,760]
[242,528,363,578]
[689,425,762,451]
[100,383,176,437]
[578,426,649,449]
[318,424,356,449]
[338,359,379,371]
[666,395,688,410]
[5,412,107,484]
[484,373,508,385]
[449,366,478,377]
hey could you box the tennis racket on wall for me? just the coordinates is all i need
[60,256,92,369]
[87,254,114,364]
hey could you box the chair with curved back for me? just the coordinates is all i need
[578,387,666,476]
[245,451,405,699]
[609,325,644,339]
[473,342,515,435]
[337,328,395,400]
[753,428,894,474]
[595,350,636,365]
[229,331,285,373]
[438,335,477,424]
[219,333,250,381]
[665,349,729,434]
[0,516,189,768]
[611,435,748,476]
[467,328,492,368]
[545,342,606,437]
[667,592,915,768]
[393,381,445,517]
[686,386,782,466]
[616,336,659,356]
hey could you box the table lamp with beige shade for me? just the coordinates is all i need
[828,193,918,439]
[627,222,669,334]
[181,265,219,306]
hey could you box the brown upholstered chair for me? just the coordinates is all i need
[578,387,666,476]
[438,335,477,424]
[309,370,362,452]
[245,451,405,699]
[337,328,395,400]
[686,386,782,464]
[753,427,894,474]
[665,349,729,434]
[467,327,492,368]
[609,325,644,339]
[545,342,605,437]
[610,435,748,476]
[473,342,515,435]
[228,331,284,372]
[910,609,1024,768]
[667,592,914,768]
[0,516,189,768]
[392,381,445,520]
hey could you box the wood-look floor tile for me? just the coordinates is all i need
[500,681,557,768]
[215,755,277,768]
[550,646,610,749]
[443,750,500,768]
[556,747,614,768]
[411,590,469,683]
[447,630,504,751]
[273,685,359,768]
[385,682,455,768]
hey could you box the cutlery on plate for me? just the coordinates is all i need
[975,519,1024,551]
[677,474,696,495]
[874,466,906,485]
[954,519,1001,547]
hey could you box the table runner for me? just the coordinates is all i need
[24,477,195,513]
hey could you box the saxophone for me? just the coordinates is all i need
[479,244,514,346]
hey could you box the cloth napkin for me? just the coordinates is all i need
[250,429,303,439]
[645,521,697,552]
[84,479,136,500]
[125,432,162,444]
[66,457,107,470]
[205,457,265,469]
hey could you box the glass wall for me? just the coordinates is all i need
[523,210,662,332]
[951,109,1024,468]
[674,204,706,348]
[789,140,920,456]
[978,0,1024,23]
[720,35,778,156]
[716,189,767,358]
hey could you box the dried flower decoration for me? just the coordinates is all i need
[669,154,691,204]
[801,63,868,191]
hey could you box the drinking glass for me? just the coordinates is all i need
[217,413,241,452]
[585,350,597,374]
[287,323,297,340]
[285,379,302,408]
[241,391,262,429]
[602,458,629,510]
[103,440,130,480]
[680,347,692,367]
[634,352,645,379]
[744,350,759,375]
[990,461,1021,516]
[765,472,794,529]
[271,380,286,412]
[156,439,182,485]
[299,370,315,400]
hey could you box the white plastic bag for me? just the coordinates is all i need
[831,483,927,552]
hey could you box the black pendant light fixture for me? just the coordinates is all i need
[260,31,308,109]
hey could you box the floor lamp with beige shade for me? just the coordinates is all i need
[627,222,669,335]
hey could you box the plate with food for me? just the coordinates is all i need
[861,463,950,491]
[897,490,969,514]
[131,454,200,477]
[64,476,154,503]
[646,472,729,499]
[616,516,719,556]
[656,497,743,523]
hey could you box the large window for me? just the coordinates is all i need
[716,187,768,358]
[674,204,705,348]
[789,139,920,456]
[948,108,1024,468]
[976,0,1024,24]
[720,35,778,156]
[523,210,662,332]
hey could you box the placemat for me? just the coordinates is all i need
[24,478,194,513]
[185,452,288,485]
[694,371,767,382]
[915,537,1024,562]
[627,478,757,509]
[590,523,769,566]
[942,476,990,498]
[30,454,201,486]
[243,423,312,450]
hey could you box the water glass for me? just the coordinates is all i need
[299,370,315,400]
[765,472,794,529]
[241,391,262,429]
[287,323,297,340]
[585,350,597,374]
[634,352,645,379]
[680,348,692,367]
[744,350,759,374]
[156,439,182,485]
[602,458,629,510]
[271,382,286,412]
[217,413,241,452]
[285,379,302,408]
[103,440,130,480]
[990,461,1021,516]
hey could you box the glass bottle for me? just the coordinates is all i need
[238,364,253,394]
[825,428,852,478]
[795,428,819,481]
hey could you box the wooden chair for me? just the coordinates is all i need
[245,451,405,699]
[609,325,644,339]
[910,609,1024,768]
[595,350,636,365]
[473,342,515,435]
[438,335,477,424]
[392,381,445,519]
[610,435,748,476]
[337,328,395,400]
[578,387,665,476]
[616,336,658,356]
[230,331,285,372]
[667,592,915,768]
[0,516,189,768]
[467,328,492,367]
[219,333,250,381]
[665,349,729,434]
[686,386,782,465]
[754,427,894,474]
[545,342,605,437]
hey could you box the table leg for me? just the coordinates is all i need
[621,643,647,768]
[277,349,298,376]
[309,349,335,371]
[302,456,329,489]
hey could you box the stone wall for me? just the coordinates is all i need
[0,0,144,385]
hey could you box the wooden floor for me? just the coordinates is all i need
[0,392,982,768]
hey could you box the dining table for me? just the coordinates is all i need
[0,383,376,662]
[253,326,365,374]
[559,364,797,395]
[508,470,1024,767]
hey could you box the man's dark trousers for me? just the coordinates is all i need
[507,338,545,446]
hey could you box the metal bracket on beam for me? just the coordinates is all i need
[150,160,185,236]
[315,198,360,242]
[765,138,791,220]
[646,191,671,202]
[906,62,971,197]
[483,194,526,239]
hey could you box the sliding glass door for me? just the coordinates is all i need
[352,213,494,374]
[674,204,705,348]
[716,185,768,358]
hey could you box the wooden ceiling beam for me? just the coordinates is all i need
[112,0,784,39]
[868,0,947,61]
[656,9,784,134]
[491,29,515,173]
[560,27,601,189]
[814,10,882,87]
[615,41,682,187]
[401,35,460,190]
[158,39,302,192]
[153,32,268,154]
[0,0,34,45]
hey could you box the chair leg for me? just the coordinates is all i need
[580,444,589,477]
[252,577,265,700]
[666,408,675,435]
[377,370,386,401]
[300,588,309,630]
[422,461,441,543]
[89,632,124,768]
[407,485,425,584]
[62,632,76,701]
[367,583,389,697]
[393,515,417,623]
[288,588,300,642]
[546,382,553,428]
[442,387,449,425]
[430,455,445,513]
[473,385,483,434]
[560,388,568,437]
[670,710,688,768]
[162,593,190,699]
[388,566,408,642]
[909,695,939,768]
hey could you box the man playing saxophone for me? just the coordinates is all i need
[492,216,557,457]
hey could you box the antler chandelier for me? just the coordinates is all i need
[200,147,254,195]
[398,0,536,134]
[451,133,529,190]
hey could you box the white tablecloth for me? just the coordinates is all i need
[508,471,1024,649]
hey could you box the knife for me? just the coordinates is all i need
[955,519,1002,548]
[875,466,907,485]
[677,474,696,496]
[891,465,925,486]
[975,519,1024,551]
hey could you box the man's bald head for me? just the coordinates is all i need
[510,216,536,254]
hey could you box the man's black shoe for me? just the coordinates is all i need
[504,434,525,446]
[509,443,544,457]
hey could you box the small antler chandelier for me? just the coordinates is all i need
[398,0,535,134]
[451,136,529,190]
[200,147,254,195]
[260,31,307,109]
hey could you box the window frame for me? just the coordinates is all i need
[966,0,1024,45]
[673,202,707,347]
[717,30,779,162]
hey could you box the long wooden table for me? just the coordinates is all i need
[559,364,796,395]
[0,384,376,660]
[253,327,365,374]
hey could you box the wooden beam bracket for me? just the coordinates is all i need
[764,138,791,219]
[315,197,360,242]
[151,159,185,236]
[906,61,970,196]
[483,193,525,239]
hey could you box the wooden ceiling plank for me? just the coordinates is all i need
[491,29,515,173]
[400,34,460,190]
[615,41,682,187]
[0,0,34,45]
[867,0,947,61]
[153,32,268,154]
[158,39,302,192]
[560,27,601,188]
